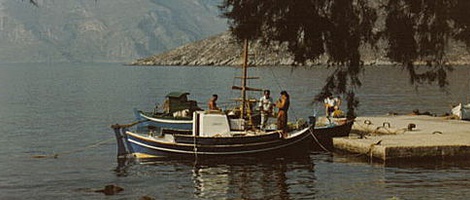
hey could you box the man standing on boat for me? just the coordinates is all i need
[258,90,274,130]
[276,91,290,138]
[208,94,220,110]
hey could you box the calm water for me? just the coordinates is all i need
[1,62,470,199]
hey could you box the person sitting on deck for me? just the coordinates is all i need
[324,93,341,117]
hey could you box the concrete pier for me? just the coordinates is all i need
[333,115,470,161]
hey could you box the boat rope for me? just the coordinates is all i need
[308,128,330,152]
[269,67,284,92]
[375,126,408,135]
[31,120,149,159]
[268,67,304,121]
[367,140,383,163]
[348,119,370,138]
[31,137,115,159]
[354,119,410,137]
[368,143,375,163]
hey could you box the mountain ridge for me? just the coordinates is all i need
[131,32,470,66]
[0,0,227,63]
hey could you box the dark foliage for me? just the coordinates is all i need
[220,0,470,118]
[382,0,456,88]
[220,0,378,118]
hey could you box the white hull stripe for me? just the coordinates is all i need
[141,114,192,124]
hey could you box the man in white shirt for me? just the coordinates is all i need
[324,93,341,117]
[258,90,274,130]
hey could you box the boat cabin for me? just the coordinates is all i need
[192,111,248,137]
[162,92,201,115]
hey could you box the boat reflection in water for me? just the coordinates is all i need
[115,154,317,199]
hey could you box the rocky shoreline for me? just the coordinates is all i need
[130,32,470,67]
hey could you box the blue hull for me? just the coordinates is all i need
[142,120,192,131]
[112,120,354,158]
[113,126,315,158]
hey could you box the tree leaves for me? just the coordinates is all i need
[383,0,456,88]
[220,0,377,118]
[220,0,469,118]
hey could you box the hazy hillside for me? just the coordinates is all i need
[132,32,303,66]
[132,31,470,67]
[0,0,227,63]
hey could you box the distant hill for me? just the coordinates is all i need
[131,32,303,66]
[0,0,226,63]
[132,32,470,67]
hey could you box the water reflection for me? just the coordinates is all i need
[114,157,133,177]
[191,158,303,199]
[115,155,316,199]
[328,152,470,199]
[332,152,470,170]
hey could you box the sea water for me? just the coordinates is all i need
[1,62,470,199]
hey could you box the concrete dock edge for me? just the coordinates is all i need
[333,115,470,161]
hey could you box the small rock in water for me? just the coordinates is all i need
[140,195,155,200]
[95,184,124,195]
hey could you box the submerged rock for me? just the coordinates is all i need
[94,184,124,195]
[140,196,156,200]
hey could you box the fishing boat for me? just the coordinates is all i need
[134,91,201,133]
[112,110,315,158]
[134,93,352,140]
[112,40,353,159]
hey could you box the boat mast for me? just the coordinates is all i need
[241,39,248,118]
[231,39,261,128]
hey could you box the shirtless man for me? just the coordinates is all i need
[208,94,220,110]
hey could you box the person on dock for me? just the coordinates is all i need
[208,94,220,111]
[276,91,290,138]
[259,89,274,130]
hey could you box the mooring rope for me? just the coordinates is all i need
[269,67,283,92]
[268,67,304,121]
[32,120,148,159]
[354,119,410,137]
[31,137,115,159]
[308,128,330,152]
[374,126,408,135]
